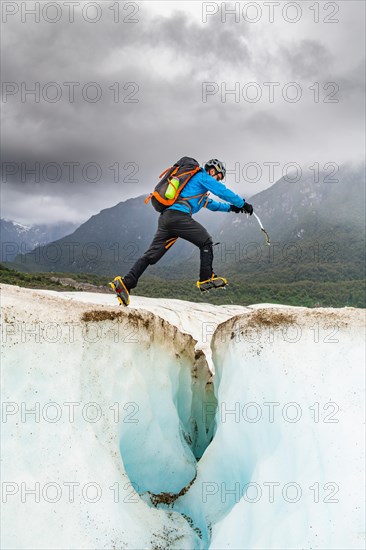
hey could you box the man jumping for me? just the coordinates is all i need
[110,158,253,306]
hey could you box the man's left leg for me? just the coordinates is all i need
[123,213,175,291]
[110,212,175,305]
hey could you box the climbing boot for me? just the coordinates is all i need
[109,276,130,306]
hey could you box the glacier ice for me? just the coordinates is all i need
[1,285,365,549]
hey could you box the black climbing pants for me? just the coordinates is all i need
[123,209,214,290]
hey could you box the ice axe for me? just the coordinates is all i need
[251,212,271,245]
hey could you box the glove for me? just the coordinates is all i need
[229,200,254,215]
[229,204,243,213]
[243,202,253,215]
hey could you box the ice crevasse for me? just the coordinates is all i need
[1,284,365,549]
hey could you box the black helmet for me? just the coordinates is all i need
[204,159,226,179]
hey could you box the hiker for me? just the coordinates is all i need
[110,158,253,306]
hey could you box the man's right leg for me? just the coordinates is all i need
[161,210,227,291]
[161,210,224,284]
[157,210,213,279]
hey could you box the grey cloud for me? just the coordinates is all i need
[332,58,366,96]
[146,10,251,66]
[280,39,334,80]
[243,110,291,139]
[1,3,365,225]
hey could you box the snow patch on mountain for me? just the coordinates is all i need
[0,219,78,262]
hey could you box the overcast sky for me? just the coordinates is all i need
[1,0,365,225]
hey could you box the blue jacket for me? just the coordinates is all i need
[168,168,245,215]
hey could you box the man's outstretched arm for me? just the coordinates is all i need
[205,198,231,212]
[200,171,245,208]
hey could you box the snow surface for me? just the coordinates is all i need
[1,284,365,549]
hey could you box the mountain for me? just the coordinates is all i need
[9,196,227,275]
[11,165,365,287]
[0,219,78,262]
[155,164,365,282]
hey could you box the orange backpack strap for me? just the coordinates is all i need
[159,166,177,179]
[177,166,200,179]
[197,192,209,206]
[181,192,206,202]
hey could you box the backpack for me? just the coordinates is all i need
[144,156,202,212]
